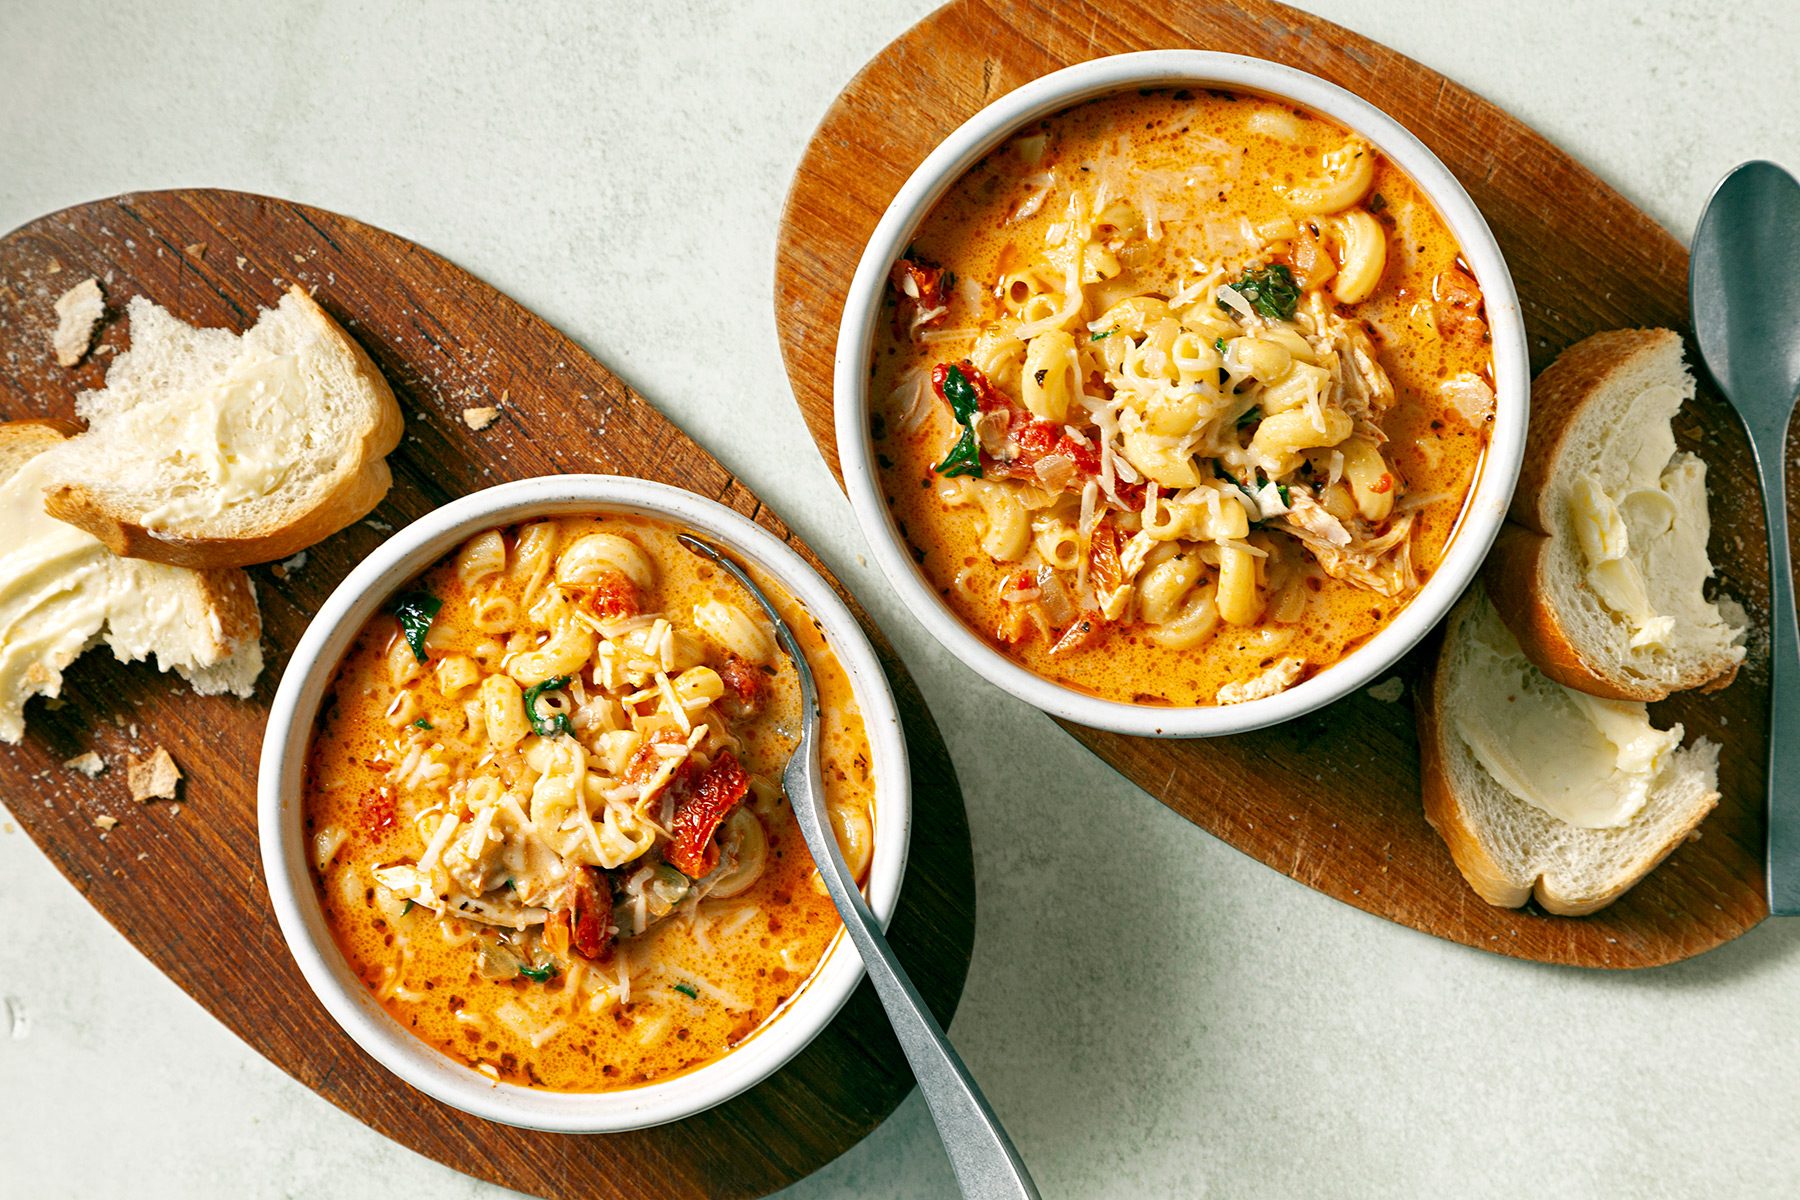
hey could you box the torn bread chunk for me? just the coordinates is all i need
[127,746,182,802]
[63,751,105,776]
[0,421,261,744]
[51,277,104,367]
[31,286,402,569]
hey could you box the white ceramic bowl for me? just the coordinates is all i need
[834,50,1528,737]
[258,475,910,1132]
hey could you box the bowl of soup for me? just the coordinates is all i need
[259,475,908,1131]
[835,50,1527,736]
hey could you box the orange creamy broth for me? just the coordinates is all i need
[304,515,875,1091]
[872,88,1494,705]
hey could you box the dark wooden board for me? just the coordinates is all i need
[774,0,1780,967]
[0,189,975,1198]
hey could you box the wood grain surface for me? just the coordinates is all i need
[774,0,1781,967]
[0,189,975,1199]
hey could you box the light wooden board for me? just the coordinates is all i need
[0,189,975,1199]
[774,0,1782,967]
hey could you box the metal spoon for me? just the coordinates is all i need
[1690,160,1800,914]
[678,534,1040,1200]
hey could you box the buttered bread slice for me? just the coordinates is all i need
[0,422,261,744]
[1419,586,1719,915]
[1484,329,1744,701]
[34,286,401,569]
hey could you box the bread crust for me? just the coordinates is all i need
[1482,524,1649,701]
[0,418,84,473]
[1507,328,1680,534]
[1416,621,1533,910]
[41,286,402,569]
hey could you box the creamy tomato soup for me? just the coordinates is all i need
[304,515,874,1091]
[873,88,1494,706]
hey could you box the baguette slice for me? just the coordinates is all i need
[1420,586,1719,916]
[1486,328,1744,701]
[0,421,262,744]
[36,286,401,569]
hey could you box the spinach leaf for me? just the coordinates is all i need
[391,591,441,663]
[1221,264,1300,321]
[932,364,984,478]
[523,675,573,738]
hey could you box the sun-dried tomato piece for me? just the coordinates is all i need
[578,572,642,620]
[718,654,767,717]
[891,257,951,339]
[1049,610,1108,656]
[556,866,614,964]
[666,751,752,878]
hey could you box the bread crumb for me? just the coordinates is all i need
[462,406,499,431]
[235,255,248,269]
[272,550,308,580]
[94,815,119,831]
[127,746,181,803]
[185,242,207,259]
[1366,677,1405,703]
[51,277,105,366]
[63,751,105,777]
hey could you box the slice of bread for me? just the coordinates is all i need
[1485,328,1744,701]
[0,421,262,744]
[34,286,401,569]
[1419,586,1719,916]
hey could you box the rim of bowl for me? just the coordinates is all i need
[257,475,912,1132]
[832,49,1528,737]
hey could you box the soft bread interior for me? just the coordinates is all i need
[40,287,397,552]
[1430,589,1719,915]
[0,425,261,743]
[1538,333,1744,693]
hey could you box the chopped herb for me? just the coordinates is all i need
[942,270,957,291]
[390,591,441,663]
[1215,337,1228,355]
[522,676,572,737]
[1276,481,1291,506]
[517,962,559,983]
[673,982,699,1000]
[1220,264,1299,321]
[1033,369,1048,386]
[1090,327,1117,341]
[932,364,984,478]
[401,899,414,915]
[1368,193,1388,213]
[412,718,432,730]
[1236,406,1262,428]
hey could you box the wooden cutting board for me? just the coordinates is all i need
[0,190,976,1199]
[774,0,1781,967]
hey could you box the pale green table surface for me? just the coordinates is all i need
[3,2,1798,1196]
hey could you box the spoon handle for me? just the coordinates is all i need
[1758,406,1800,915]
[819,867,1041,1199]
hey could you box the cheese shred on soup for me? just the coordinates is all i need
[304,515,875,1091]
[874,89,1495,706]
